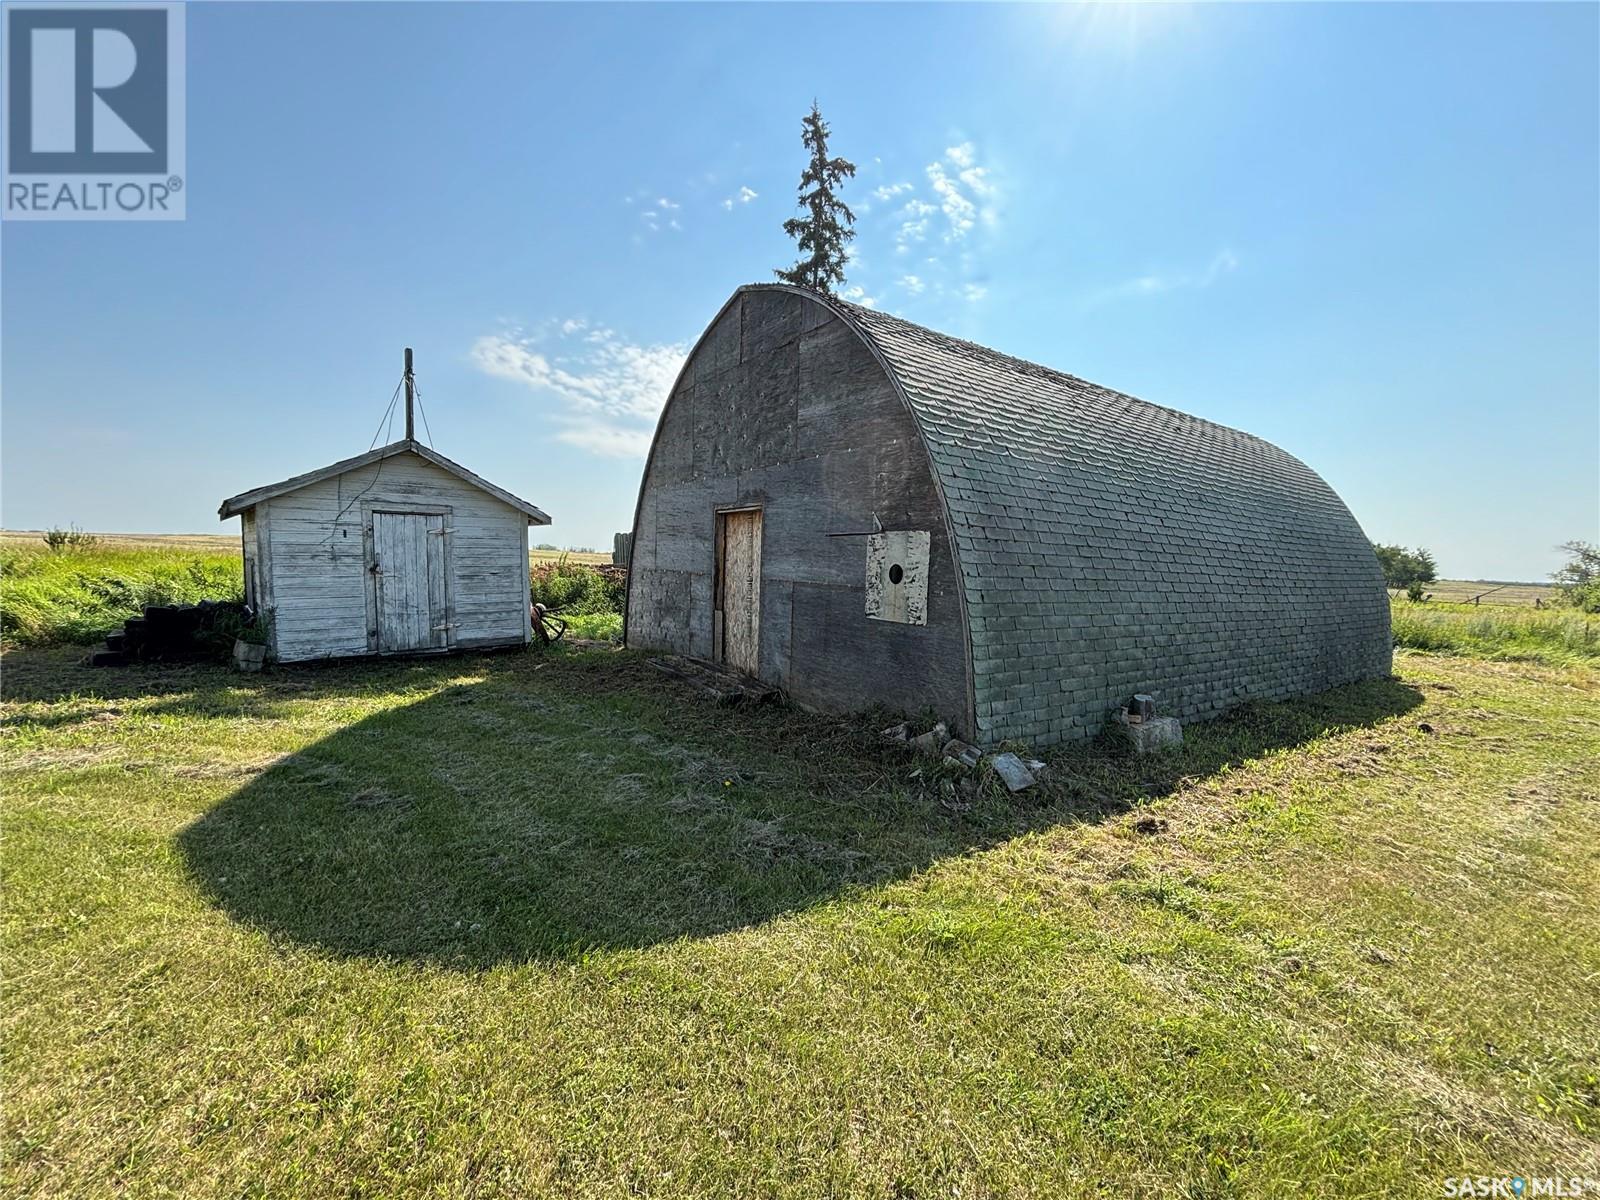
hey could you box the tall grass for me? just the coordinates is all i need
[529,556,625,615]
[530,556,625,642]
[1390,599,1600,665]
[0,547,242,647]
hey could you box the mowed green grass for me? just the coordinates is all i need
[3,645,1598,1196]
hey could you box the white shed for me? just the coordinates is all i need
[218,437,550,663]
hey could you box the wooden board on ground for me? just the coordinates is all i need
[646,655,779,705]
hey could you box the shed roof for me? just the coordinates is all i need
[731,284,1386,744]
[218,438,551,523]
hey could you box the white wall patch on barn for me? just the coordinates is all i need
[865,530,929,625]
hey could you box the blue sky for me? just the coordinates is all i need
[2,1,1596,580]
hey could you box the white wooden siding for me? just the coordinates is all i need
[373,511,449,652]
[257,452,530,663]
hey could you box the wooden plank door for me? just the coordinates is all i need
[716,508,762,676]
[372,512,448,653]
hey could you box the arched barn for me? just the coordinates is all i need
[626,284,1390,746]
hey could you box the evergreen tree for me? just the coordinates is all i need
[775,103,856,294]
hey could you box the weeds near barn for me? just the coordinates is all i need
[1390,598,1600,666]
[530,555,626,642]
[3,642,1597,1196]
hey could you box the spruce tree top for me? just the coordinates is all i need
[775,103,856,294]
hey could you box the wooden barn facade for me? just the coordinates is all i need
[219,439,549,664]
[625,284,1391,747]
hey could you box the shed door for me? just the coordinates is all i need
[372,512,448,653]
[716,508,762,676]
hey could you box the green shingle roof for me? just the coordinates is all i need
[742,284,1392,743]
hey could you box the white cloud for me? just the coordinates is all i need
[470,323,686,458]
[721,185,758,211]
[657,197,679,210]
[553,422,655,458]
[885,144,998,257]
[894,198,937,252]
[839,285,877,308]
[852,144,1000,304]
[1205,248,1239,280]
[927,159,977,241]
[1093,249,1239,305]
[930,143,996,243]
[640,204,681,233]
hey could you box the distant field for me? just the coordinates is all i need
[0,530,240,554]
[1412,579,1555,606]
[0,530,610,566]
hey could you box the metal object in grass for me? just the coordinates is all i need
[532,603,567,645]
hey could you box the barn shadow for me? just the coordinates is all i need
[0,646,503,731]
[175,654,1423,967]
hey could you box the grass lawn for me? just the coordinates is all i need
[3,645,1598,1197]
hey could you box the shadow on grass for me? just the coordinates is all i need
[168,652,1422,967]
[0,645,508,730]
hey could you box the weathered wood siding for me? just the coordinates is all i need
[257,452,529,663]
[240,509,260,609]
[717,508,762,675]
[627,289,972,732]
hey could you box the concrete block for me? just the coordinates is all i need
[1115,712,1183,755]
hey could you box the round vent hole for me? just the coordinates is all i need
[888,564,904,585]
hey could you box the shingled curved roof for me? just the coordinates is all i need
[739,284,1390,744]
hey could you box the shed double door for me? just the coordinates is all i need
[371,511,449,653]
[716,508,762,676]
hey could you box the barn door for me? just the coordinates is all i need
[716,508,762,676]
[372,512,448,653]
